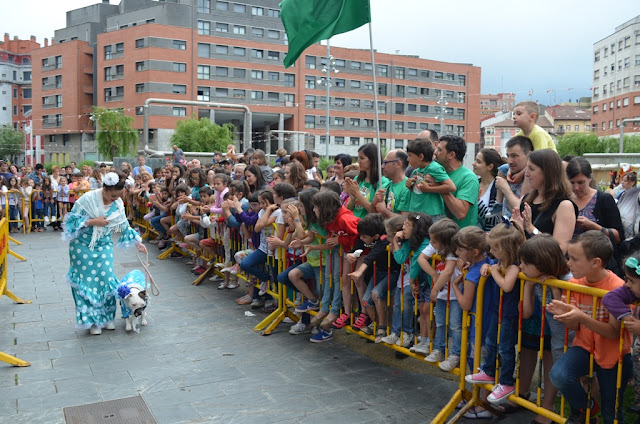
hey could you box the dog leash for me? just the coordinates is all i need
[137,250,160,297]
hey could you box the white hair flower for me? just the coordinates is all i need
[103,172,120,186]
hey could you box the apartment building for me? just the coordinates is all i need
[0,34,39,130]
[479,92,516,117]
[592,15,640,137]
[32,0,481,161]
[545,105,592,135]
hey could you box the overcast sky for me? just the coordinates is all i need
[4,0,639,104]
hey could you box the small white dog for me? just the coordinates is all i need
[117,270,148,332]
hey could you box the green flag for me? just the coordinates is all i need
[280,0,371,68]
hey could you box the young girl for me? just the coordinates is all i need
[42,176,56,228]
[344,143,389,219]
[272,170,285,186]
[7,176,21,232]
[417,218,462,372]
[250,149,273,183]
[381,212,432,347]
[518,234,569,424]
[285,161,307,192]
[180,186,213,275]
[466,221,526,405]
[0,177,6,221]
[310,190,359,342]
[208,174,231,275]
[19,178,33,232]
[32,181,45,232]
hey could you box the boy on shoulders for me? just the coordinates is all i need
[512,101,556,152]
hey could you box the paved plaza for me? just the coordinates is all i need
[0,230,531,423]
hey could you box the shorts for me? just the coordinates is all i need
[176,219,189,236]
[200,238,216,248]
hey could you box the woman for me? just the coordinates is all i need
[285,161,306,192]
[81,165,92,181]
[289,151,311,177]
[513,149,577,253]
[328,153,352,191]
[244,164,266,194]
[617,172,640,240]
[473,148,503,231]
[62,170,147,335]
[344,143,388,219]
[9,164,20,181]
[89,168,102,190]
[566,157,624,276]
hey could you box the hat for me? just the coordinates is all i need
[219,159,231,165]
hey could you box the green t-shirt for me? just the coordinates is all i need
[352,176,390,219]
[307,222,328,268]
[385,177,411,214]
[408,162,449,216]
[446,165,480,228]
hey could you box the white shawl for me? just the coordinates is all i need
[75,189,128,250]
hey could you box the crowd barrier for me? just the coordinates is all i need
[0,217,31,367]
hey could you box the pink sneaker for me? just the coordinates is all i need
[229,264,240,275]
[465,370,495,384]
[487,384,515,404]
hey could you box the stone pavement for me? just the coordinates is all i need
[0,230,532,423]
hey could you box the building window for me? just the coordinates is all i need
[251,91,263,100]
[216,67,229,77]
[215,45,228,54]
[198,43,210,58]
[334,98,345,107]
[251,6,264,15]
[55,55,62,68]
[216,23,228,33]
[364,82,373,90]
[251,70,264,79]
[408,104,416,112]
[173,62,186,72]
[267,92,279,101]
[351,99,360,108]
[197,87,210,101]
[420,105,428,113]
[284,73,295,87]
[623,97,629,106]
[267,51,279,60]
[173,84,187,94]
[197,20,211,35]
[334,117,345,126]
[350,80,361,89]
[136,61,145,71]
[233,68,246,78]
[233,47,245,56]
[173,40,186,50]
[55,75,62,88]
[215,88,228,97]
[233,89,245,99]
[335,79,345,88]
[395,67,405,79]
[305,95,316,108]
[197,65,210,79]
[42,57,49,67]
[251,49,263,58]
[305,115,315,129]
[173,107,186,116]
[104,45,112,60]
[215,1,229,10]
[198,0,210,13]
[23,71,31,81]
[306,56,316,69]
[267,9,279,18]
[350,137,359,146]
[377,65,387,77]
[335,136,345,145]
[334,59,345,67]
[395,122,404,132]
[305,77,315,89]
[350,118,360,127]
[233,25,246,35]
[136,38,144,48]
[251,27,264,37]
[136,83,144,93]
[233,3,246,13]
[22,88,31,99]
[268,71,279,81]
[284,93,294,105]
[267,30,279,39]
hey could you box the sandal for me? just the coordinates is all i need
[374,328,387,343]
[226,281,239,289]
[462,407,492,419]
[218,281,228,290]
[236,294,252,305]
[331,313,350,329]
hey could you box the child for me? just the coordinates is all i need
[347,213,401,334]
[42,176,56,229]
[548,231,632,424]
[512,101,556,152]
[272,170,285,186]
[518,234,570,424]
[57,176,70,225]
[31,182,45,232]
[264,183,298,292]
[165,183,191,248]
[226,192,260,303]
[405,138,456,220]
[6,177,19,232]
[0,177,6,221]
[207,173,230,272]
[310,190,359,341]
[19,178,33,231]
[381,212,432,347]
[603,253,640,418]
[416,218,461,371]
[466,221,526,404]
[180,186,213,275]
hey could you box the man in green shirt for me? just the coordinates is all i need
[433,135,480,228]
[372,149,411,217]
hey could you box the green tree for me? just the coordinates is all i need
[0,125,24,162]
[556,133,640,156]
[170,116,235,153]
[92,107,138,160]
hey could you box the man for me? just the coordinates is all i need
[372,149,410,217]
[99,163,108,176]
[0,161,13,182]
[220,159,233,174]
[189,159,201,171]
[172,144,185,165]
[70,161,81,174]
[406,129,439,177]
[28,163,46,184]
[433,135,479,228]
[132,155,152,177]
[495,136,534,218]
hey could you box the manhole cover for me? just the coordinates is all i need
[119,262,154,269]
[63,395,157,424]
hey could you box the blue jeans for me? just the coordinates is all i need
[33,208,44,228]
[150,213,166,236]
[8,204,18,229]
[278,261,321,326]
[550,346,632,424]
[363,270,399,308]
[320,247,342,315]
[44,201,55,220]
[391,285,414,335]
[434,298,462,356]
[240,249,270,283]
[481,310,519,386]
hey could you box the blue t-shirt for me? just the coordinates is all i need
[464,256,498,343]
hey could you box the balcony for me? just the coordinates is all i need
[42,103,61,109]
[82,65,94,74]
[82,85,93,94]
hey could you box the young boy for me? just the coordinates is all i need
[512,101,556,152]
[32,182,44,232]
[405,138,455,220]
[548,231,632,424]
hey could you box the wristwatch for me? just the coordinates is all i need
[529,228,540,236]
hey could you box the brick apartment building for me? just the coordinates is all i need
[32,0,481,162]
[479,92,516,117]
[592,15,640,137]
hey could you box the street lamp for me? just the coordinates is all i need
[317,42,338,160]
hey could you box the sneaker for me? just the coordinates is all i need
[410,339,431,355]
[360,322,375,335]
[258,281,269,296]
[170,251,182,258]
[331,313,350,329]
[218,281,229,290]
[229,264,240,275]
[351,313,371,330]
[425,349,445,363]
[295,299,320,313]
[565,399,600,424]
[439,355,460,372]
[214,263,227,269]
[487,384,515,404]
[380,333,400,345]
[104,322,116,330]
[192,266,206,275]
[89,325,102,335]
[250,298,265,309]
[396,333,412,348]
[462,407,492,419]
[310,328,334,343]
[465,370,495,384]
[289,321,311,335]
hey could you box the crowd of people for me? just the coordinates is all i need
[5,100,640,423]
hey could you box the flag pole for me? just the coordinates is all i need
[368,22,383,190]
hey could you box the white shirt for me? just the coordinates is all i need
[421,244,462,301]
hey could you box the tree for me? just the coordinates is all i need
[171,116,235,153]
[0,125,24,162]
[92,107,138,160]
[557,133,640,157]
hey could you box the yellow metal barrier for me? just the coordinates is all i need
[0,217,32,367]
